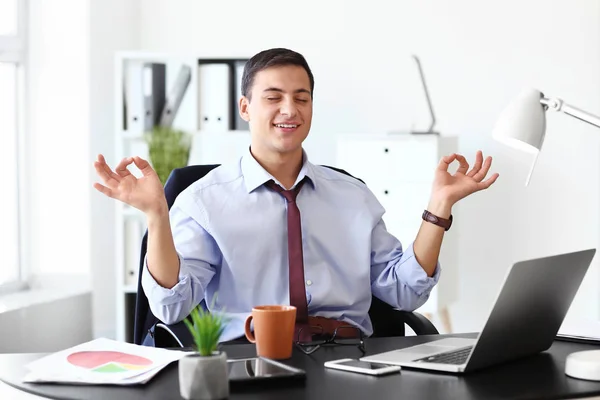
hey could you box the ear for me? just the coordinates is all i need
[239,96,250,122]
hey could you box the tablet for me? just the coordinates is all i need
[227,357,306,384]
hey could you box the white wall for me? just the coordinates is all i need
[89,0,140,339]
[133,0,600,333]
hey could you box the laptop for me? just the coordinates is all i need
[360,248,596,373]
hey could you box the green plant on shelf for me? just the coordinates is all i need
[144,126,192,186]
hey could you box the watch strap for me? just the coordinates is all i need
[422,210,453,231]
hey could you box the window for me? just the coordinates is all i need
[0,0,17,35]
[0,63,20,286]
[0,0,26,292]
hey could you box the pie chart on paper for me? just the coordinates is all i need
[67,351,154,373]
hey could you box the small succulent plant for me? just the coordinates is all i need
[183,302,227,357]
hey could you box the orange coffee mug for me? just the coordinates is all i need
[244,305,297,360]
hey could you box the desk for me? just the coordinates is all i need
[0,380,47,399]
[2,333,600,400]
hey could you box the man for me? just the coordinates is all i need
[93,48,498,343]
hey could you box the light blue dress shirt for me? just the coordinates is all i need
[142,149,441,342]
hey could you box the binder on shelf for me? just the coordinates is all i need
[198,63,231,131]
[160,64,192,128]
[121,74,128,130]
[123,61,144,132]
[234,60,249,131]
[142,63,166,132]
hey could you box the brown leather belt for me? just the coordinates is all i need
[307,316,361,339]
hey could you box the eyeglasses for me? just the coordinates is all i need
[294,325,365,355]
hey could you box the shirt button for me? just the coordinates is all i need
[306,280,313,286]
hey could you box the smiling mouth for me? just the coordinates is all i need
[273,123,299,128]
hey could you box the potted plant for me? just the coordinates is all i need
[144,125,192,185]
[179,304,229,400]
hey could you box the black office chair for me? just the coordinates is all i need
[133,164,439,347]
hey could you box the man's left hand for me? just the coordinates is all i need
[428,150,499,214]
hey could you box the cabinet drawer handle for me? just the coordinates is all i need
[384,148,389,153]
[384,190,389,195]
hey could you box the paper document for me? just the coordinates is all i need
[23,338,193,385]
[558,317,600,342]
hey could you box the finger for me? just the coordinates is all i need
[93,182,114,198]
[437,153,457,172]
[477,173,499,190]
[455,154,469,175]
[132,156,155,177]
[94,161,120,188]
[115,157,134,178]
[95,154,121,183]
[472,156,493,182]
[466,151,483,178]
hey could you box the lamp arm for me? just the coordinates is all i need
[541,96,600,129]
[412,55,437,133]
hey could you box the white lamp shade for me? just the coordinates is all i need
[492,88,547,154]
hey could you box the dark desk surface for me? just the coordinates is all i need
[2,333,600,400]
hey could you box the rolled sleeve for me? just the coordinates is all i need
[370,218,442,311]
[141,198,220,325]
[141,250,186,295]
[395,242,441,297]
[141,252,195,324]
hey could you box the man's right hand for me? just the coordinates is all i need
[93,154,167,217]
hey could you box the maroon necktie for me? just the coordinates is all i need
[265,179,312,342]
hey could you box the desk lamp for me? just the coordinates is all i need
[492,87,600,185]
[492,87,600,381]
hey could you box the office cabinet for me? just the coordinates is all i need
[336,133,459,332]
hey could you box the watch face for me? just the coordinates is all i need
[426,214,438,223]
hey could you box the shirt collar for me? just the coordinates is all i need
[241,147,317,193]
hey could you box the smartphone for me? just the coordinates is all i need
[324,358,401,376]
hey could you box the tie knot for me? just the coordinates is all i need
[265,179,306,202]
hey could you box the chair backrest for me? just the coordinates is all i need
[133,164,406,345]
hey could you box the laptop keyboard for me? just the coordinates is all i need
[414,346,473,365]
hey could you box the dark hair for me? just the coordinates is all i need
[241,48,315,101]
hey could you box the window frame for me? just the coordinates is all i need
[0,0,25,63]
[0,0,29,295]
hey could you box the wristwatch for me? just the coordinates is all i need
[422,210,453,231]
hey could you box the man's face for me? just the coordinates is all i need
[240,65,313,158]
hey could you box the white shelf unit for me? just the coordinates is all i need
[114,53,251,343]
[336,133,459,332]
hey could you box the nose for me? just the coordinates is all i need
[279,97,297,118]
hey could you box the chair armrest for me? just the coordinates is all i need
[397,311,439,335]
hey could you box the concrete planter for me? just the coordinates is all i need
[179,351,229,400]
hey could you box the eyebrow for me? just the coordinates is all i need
[263,87,311,95]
